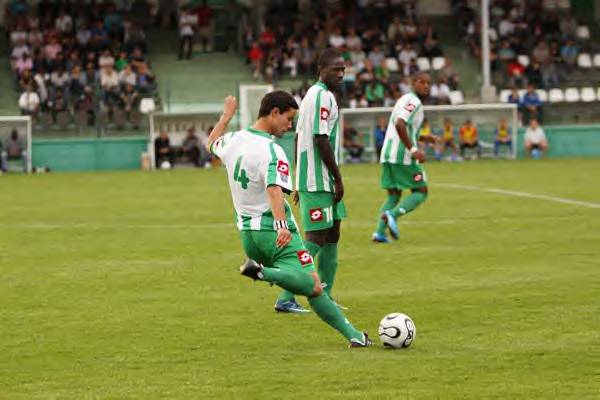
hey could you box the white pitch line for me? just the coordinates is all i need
[437,183,600,209]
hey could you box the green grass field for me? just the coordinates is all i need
[1,159,599,399]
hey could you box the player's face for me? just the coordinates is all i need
[321,57,345,88]
[270,109,297,137]
[413,74,431,98]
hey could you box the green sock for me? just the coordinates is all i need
[276,241,322,303]
[318,243,337,296]
[391,191,427,218]
[262,268,315,297]
[375,194,400,235]
[308,293,363,342]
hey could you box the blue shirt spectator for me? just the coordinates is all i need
[507,88,520,105]
[522,87,542,107]
[374,117,387,159]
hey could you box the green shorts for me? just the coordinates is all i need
[380,162,428,190]
[298,191,347,232]
[240,230,316,273]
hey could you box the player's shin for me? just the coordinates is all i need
[391,191,427,218]
[317,243,337,296]
[308,293,363,342]
[375,194,400,235]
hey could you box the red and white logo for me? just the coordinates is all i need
[309,208,323,222]
[413,173,423,182]
[297,250,313,266]
[404,103,416,112]
[320,107,330,121]
[276,160,289,176]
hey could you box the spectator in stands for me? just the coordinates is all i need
[135,64,155,96]
[18,85,40,117]
[365,79,385,106]
[75,86,96,126]
[15,52,33,78]
[522,84,543,124]
[494,117,513,157]
[180,127,202,167]
[459,119,481,159]
[119,84,140,123]
[524,119,548,158]
[430,77,451,105]
[155,130,175,168]
[248,42,264,80]
[374,116,387,159]
[179,5,197,60]
[559,39,578,73]
[195,0,213,52]
[119,64,137,87]
[343,123,364,163]
[1,128,28,172]
[525,61,542,88]
[507,58,526,88]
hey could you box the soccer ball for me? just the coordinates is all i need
[378,313,416,349]
[160,161,172,170]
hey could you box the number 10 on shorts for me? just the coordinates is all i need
[310,207,333,224]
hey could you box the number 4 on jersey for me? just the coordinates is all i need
[233,156,249,189]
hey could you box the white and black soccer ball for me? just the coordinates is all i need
[378,313,416,349]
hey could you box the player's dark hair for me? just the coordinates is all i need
[317,48,342,71]
[258,90,298,118]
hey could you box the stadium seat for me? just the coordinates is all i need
[499,89,512,103]
[548,88,565,103]
[580,87,596,102]
[577,54,592,69]
[536,89,548,102]
[564,88,580,102]
[417,57,431,71]
[432,57,445,70]
[577,25,591,40]
[593,54,600,68]
[386,57,399,72]
[517,55,530,67]
[449,90,464,105]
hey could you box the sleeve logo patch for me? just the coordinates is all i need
[276,160,289,176]
[297,250,313,266]
[413,173,423,182]
[320,107,330,121]
[309,208,323,222]
[404,103,416,112]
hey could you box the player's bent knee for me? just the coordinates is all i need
[309,273,323,297]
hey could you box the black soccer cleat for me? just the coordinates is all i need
[240,259,264,281]
[349,332,373,348]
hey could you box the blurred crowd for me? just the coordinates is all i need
[245,0,460,108]
[7,0,156,128]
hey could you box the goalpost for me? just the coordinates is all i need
[341,103,519,162]
[0,116,32,173]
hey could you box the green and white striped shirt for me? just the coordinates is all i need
[210,128,298,232]
[380,92,424,165]
[295,81,341,192]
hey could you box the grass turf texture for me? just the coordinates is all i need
[1,158,599,399]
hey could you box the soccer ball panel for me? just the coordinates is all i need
[378,313,416,349]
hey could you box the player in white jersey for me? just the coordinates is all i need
[206,91,371,347]
[275,48,348,313]
[372,72,437,242]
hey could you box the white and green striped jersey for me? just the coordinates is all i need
[380,92,424,165]
[295,81,341,193]
[210,127,298,232]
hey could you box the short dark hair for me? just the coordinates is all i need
[258,90,298,118]
[317,48,342,71]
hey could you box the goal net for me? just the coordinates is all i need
[0,116,32,173]
[341,104,518,163]
[239,84,273,130]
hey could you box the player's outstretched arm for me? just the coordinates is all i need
[314,135,344,202]
[396,119,425,163]
[205,96,237,152]
[266,185,292,248]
